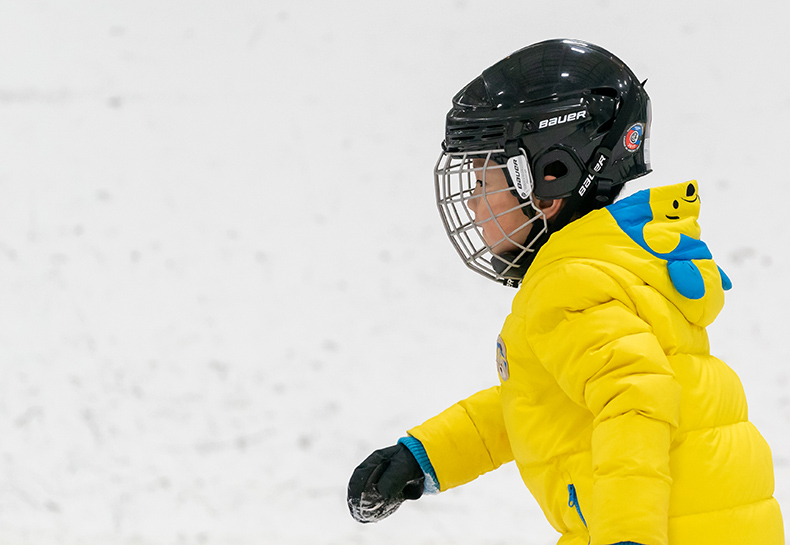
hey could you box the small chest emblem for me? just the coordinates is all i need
[496,335,509,381]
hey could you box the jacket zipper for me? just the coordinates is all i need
[567,484,587,528]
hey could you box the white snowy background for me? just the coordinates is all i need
[1,1,788,544]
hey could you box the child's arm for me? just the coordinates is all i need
[524,261,680,545]
[406,385,514,491]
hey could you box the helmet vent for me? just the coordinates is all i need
[445,124,507,149]
[590,87,618,98]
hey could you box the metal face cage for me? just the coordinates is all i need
[434,148,548,284]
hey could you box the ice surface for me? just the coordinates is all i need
[0,1,788,544]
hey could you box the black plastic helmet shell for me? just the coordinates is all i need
[444,39,651,203]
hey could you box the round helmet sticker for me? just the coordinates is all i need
[624,123,644,153]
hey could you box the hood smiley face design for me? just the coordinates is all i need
[665,182,699,220]
[607,180,731,300]
[643,181,702,255]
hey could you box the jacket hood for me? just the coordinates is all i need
[530,180,731,327]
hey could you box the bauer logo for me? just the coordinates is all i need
[538,110,586,130]
[496,335,509,381]
[624,123,644,153]
[506,154,532,200]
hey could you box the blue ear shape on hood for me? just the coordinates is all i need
[667,260,706,300]
[608,186,733,299]
[666,260,732,299]
[718,265,732,291]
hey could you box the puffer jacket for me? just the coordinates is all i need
[407,181,784,545]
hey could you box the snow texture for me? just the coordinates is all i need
[0,1,788,544]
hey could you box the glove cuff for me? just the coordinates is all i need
[398,436,440,494]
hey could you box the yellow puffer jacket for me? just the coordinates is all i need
[408,181,784,545]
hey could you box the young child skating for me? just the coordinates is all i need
[347,39,784,545]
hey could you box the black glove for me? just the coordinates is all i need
[347,443,425,523]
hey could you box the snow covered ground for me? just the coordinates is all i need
[1,1,788,544]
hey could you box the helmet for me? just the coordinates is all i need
[434,39,652,287]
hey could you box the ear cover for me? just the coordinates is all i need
[532,148,584,199]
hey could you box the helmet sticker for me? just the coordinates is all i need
[506,153,532,200]
[624,123,644,153]
[496,335,509,381]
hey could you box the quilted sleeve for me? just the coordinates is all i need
[406,385,513,491]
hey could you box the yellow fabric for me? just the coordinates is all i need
[408,181,784,545]
[408,386,512,490]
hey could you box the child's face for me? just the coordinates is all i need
[468,159,535,255]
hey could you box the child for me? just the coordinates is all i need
[347,39,784,545]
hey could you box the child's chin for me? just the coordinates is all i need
[491,245,518,256]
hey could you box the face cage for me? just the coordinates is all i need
[434,149,548,284]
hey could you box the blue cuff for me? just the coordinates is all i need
[610,542,645,545]
[398,436,440,494]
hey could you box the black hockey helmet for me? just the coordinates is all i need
[435,39,652,286]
